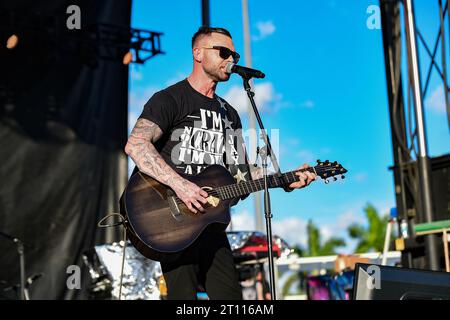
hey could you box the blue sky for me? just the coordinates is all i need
[128,0,449,253]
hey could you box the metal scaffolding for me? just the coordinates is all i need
[380,0,449,270]
[0,10,164,65]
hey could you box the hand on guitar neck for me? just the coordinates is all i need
[287,163,317,190]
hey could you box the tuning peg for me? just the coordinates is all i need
[341,175,345,179]
[317,159,321,164]
[333,161,337,165]
[333,177,337,181]
[324,179,329,184]
[325,160,329,164]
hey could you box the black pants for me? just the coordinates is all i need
[160,229,243,300]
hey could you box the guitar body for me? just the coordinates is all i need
[121,165,236,262]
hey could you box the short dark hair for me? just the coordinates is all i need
[192,26,232,48]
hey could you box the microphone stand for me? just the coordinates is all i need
[0,231,27,300]
[242,77,283,300]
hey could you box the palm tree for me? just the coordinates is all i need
[347,203,391,253]
[306,219,346,256]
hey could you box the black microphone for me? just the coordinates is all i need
[225,62,265,79]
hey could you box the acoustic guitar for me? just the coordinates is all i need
[121,160,347,262]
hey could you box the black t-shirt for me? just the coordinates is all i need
[138,79,251,182]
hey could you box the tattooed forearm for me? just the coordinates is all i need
[125,118,185,189]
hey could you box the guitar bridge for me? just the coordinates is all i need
[207,195,220,207]
[202,186,220,207]
[167,191,184,222]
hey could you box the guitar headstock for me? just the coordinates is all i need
[314,159,347,184]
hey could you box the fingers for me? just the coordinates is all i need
[186,199,204,214]
[304,171,316,183]
[292,163,317,189]
[186,202,197,214]
[186,197,206,214]
[199,189,209,198]
[186,186,208,214]
[191,199,205,213]
[196,188,208,205]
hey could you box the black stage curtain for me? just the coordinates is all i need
[0,0,130,299]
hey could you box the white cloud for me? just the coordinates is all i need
[300,100,315,108]
[128,71,189,116]
[223,82,283,114]
[129,85,159,114]
[426,85,446,114]
[287,138,300,146]
[319,225,333,242]
[273,217,308,247]
[296,150,316,163]
[336,209,366,230]
[316,210,366,254]
[128,111,139,134]
[127,157,135,178]
[230,209,255,231]
[354,172,368,183]
[165,72,188,86]
[253,21,276,41]
[130,68,143,81]
[223,86,248,114]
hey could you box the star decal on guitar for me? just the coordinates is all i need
[233,168,248,183]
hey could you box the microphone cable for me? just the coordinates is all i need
[97,213,127,300]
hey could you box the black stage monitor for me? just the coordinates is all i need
[353,263,450,300]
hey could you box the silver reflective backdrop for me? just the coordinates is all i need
[83,241,162,300]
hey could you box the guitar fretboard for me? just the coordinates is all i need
[216,167,316,200]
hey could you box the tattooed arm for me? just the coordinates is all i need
[125,118,208,214]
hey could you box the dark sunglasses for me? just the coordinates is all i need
[202,45,240,63]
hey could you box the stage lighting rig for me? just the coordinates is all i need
[0,10,164,66]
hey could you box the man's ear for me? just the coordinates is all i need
[193,47,202,63]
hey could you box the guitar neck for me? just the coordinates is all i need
[216,167,316,200]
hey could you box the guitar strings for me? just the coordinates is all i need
[172,167,335,205]
[215,166,333,199]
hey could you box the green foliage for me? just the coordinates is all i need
[282,273,300,297]
[292,245,305,257]
[305,219,346,256]
[347,203,391,253]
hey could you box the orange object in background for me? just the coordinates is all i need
[334,254,370,273]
